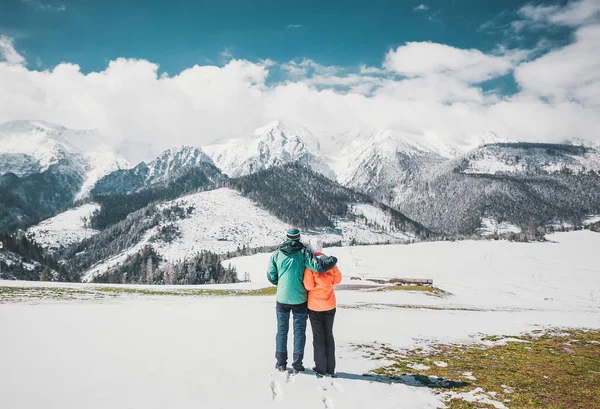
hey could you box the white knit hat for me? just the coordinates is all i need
[308,237,323,253]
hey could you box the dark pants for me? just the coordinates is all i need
[275,301,308,371]
[308,308,336,374]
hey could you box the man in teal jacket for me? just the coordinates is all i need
[267,228,338,373]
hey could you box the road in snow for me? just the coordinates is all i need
[1,231,600,409]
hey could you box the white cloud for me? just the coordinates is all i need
[0,31,599,158]
[0,35,26,66]
[281,59,339,79]
[220,49,234,60]
[359,64,386,75]
[383,42,523,83]
[514,24,600,107]
[414,4,429,12]
[518,0,600,27]
[20,0,66,12]
[286,24,303,29]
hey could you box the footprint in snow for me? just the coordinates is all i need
[322,396,335,409]
[316,377,329,392]
[330,381,344,392]
[269,378,283,401]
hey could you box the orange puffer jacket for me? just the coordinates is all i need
[303,252,342,312]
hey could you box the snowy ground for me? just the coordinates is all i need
[1,231,600,409]
[477,217,521,236]
[81,188,414,281]
[26,203,100,251]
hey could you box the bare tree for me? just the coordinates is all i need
[164,263,174,285]
[146,257,153,284]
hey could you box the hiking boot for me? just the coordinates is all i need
[312,366,326,376]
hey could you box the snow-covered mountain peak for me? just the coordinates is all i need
[0,119,68,134]
[0,119,129,198]
[0,120,77,171]
[147,146,215,180]
[458,130,513,153]
[252,119,321,150]
[330,128,453,160]
[253,119,285,136]
[204,120,330,178]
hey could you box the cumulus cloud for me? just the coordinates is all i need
[0,35,26,66]
[517,0,600,28]
[383,42,524,83]
[514,24,600,107]
[414,4,429,12]
[0,27,599,158]
[286,24,303,29]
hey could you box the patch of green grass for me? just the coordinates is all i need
[379,285,448,296]
[0,285,278,301]
[0,285,99,301]
[355,329,600,409]
[95,286,277,297]
[245,286,278,296]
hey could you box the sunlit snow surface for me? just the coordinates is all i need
[1,231,599,409]
[26,203,100,251]
[477,217,522,236]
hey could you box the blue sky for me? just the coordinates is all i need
[1,0,569,75]
[0,0,599,152]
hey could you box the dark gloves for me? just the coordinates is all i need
[318,255,337,273]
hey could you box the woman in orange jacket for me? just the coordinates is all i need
[303,238,342,377]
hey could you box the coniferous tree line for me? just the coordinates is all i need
[230,163,432,237]
[91,245,238,285]
[0,230,78,281]
[393,169,600,235]
[0,159,84,230]
[57,202,195,274]
[90,163,228,229]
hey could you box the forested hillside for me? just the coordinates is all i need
[0,159,84,229]
[90,163,228,229]
[230,163,432,238]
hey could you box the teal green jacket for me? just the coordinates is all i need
[267,239,338,305]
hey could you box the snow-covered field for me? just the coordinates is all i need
[229,230,600,312]
[1,231,599,409]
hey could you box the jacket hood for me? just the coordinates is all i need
[279,239,305,255]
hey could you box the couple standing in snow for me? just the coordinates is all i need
[267,228,342,377]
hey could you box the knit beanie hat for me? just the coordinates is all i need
[286,227,301,241]
[308,237,323,253]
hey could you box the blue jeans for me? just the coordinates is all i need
[275,301,308,370]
